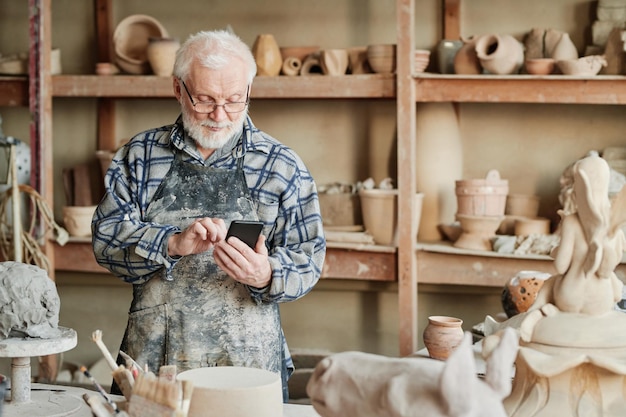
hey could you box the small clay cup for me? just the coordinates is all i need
[423,316,464,360]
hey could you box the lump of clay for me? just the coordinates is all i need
[0,261,61,339]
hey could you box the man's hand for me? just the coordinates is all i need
[213,234,272,288]
[167,218,227,257]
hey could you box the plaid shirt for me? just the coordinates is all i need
[92,115,326,304]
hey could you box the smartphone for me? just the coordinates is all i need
[226,220,264,249]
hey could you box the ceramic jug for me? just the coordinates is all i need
[474,34,524,75]
[252,34,282,76]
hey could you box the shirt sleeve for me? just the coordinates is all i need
[92,134,181,284]
[246,144,327,304]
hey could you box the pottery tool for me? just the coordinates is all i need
[92,329,119,371]
[80,365,120,414]
[128,373,180,417]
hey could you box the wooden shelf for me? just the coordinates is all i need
[413,74,626,104]
[54,240,397,281]
[52,74,396,99]
[416,242,626,287]
[0,76,28,106]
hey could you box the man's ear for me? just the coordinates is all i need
[173,78,182,102]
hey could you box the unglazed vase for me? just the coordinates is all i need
[252,34,282,76]
[146,37,180,76]
[550,32,578,61]
[453,36,482,74]
[415,103,462,241]
[320,49,349,76]
[474,34,524,75]
[423,316,464,360]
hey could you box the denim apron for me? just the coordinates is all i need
[117,150,283,384]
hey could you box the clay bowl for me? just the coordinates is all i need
[366,44,396,74]
[524,58,555,75]
[62,205,97,237]
[557,55,607,76]
[113,14,169,74]
[414,49,431,73]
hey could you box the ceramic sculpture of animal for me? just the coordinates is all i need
[306,327,519,417]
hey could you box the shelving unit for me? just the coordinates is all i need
[7,0,625,359]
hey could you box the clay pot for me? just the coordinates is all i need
[252,34,282,76]
[147,37,180,76]
[359,190,424,246]
[455,169,509,217]
[366,44,396,74]
[505,194,540,217]
[453,36,482,75]
[474,34,524,75]
[501,270,552,317]
[320,49,349,76]
[423,316,464,360]
[62,205,97,237]
[524,58,556,75]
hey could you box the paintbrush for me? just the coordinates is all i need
[80,365,120,414]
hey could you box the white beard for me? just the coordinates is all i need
[182,109,247,150]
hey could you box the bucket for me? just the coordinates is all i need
[177,366,282,417]
[455,169,508,217]
[359,189,423,246]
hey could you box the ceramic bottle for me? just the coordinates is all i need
[252,34,282,76]
[423,316,464,360]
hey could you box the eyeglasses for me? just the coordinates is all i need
[179,79,250,114]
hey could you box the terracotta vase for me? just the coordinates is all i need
[474,34,524,75]
[453,36,482,74]
[147,37,180,76]
[252,34,282,76]
[423,316,464,360]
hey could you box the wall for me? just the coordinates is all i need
[0,0,624,375]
